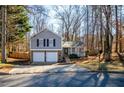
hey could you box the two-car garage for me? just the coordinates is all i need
[32,51,58,63]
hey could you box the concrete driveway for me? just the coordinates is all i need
[9,64,89,74]
[0,72,124,87]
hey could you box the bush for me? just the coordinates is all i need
[69,54,79,59]
[85,50,89,57]
[88,50,98,56]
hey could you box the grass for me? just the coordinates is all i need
[77,60,100,71]
[0,53,14,68]
[0,63,14,69]
[0,60,13,73]
[106,61,124,71]
[77,59,124,72]
[0,60,14,69]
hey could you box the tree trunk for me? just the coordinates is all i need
[119,6,122,53]
[103,5,112,62]
[86,5,89,52]
[100,6,103,51]
[1,6,7,63]
[115,5,119,53]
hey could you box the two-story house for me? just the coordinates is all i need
[30,29,62,63]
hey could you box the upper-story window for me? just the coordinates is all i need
[40,39,43,47]
[49,39,53,47]
[53,39,56,47]
[43,39,46,47]
[37,39,39,47]
[47,39,49,47]
[72,48,75,53]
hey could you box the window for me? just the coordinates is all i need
[40,39,43,47]
[43,39,46,47]
[53,39,56,47]
[72,48,75,53]
[49,39,53,47]
[47,39,49,47]
[37,39,39,47]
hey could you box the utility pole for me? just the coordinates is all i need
[1,6,7,63]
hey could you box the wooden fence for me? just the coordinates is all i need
[9,52,30,59]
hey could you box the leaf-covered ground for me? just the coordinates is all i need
[76,56,124,72]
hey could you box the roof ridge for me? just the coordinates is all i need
[31,29,61,39]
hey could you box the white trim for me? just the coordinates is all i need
[30,49,62,51]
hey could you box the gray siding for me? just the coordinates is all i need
[31,30,62,50]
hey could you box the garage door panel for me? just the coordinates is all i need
[33,52,45,62]
[46,52,58,62]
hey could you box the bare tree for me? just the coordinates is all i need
[28,5,48,34]
[115,5,119,53]
[119,6,122,53]
[1,6,7,63]
[86,6,89,52]
[54,5,85,41]
[99,6,103,51]
[102,5,113,61]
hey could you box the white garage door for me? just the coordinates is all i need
[33,52,45,62]
[46,52,58,62]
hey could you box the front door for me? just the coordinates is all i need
[64,48,68,55]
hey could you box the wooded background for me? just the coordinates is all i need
[0,5,124,62]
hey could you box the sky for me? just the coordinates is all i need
[28,5,61,36]
[28,5,87,37]
[28,5,124,37]
[46,6,60,33]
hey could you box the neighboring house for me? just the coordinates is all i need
[62,41,85,57]
[30,29,62,63]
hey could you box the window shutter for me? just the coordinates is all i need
[43,39,46,47]
[53,39,56,47]
[37,39,39,47]
[47,39,49,47]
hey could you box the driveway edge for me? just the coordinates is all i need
[1,70,124,75]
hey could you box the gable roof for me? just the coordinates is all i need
[31,29,61,39]
[62,41,83,48]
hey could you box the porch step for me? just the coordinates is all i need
[64,56,71,63]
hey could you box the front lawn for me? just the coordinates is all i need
[77,60,100,71]
[0,63,14,68]
[106,61,124,71]
[76,59,124,72]
[0,60,14,69]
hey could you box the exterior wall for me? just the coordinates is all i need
[31,30,62,50]
[63,47,85,57]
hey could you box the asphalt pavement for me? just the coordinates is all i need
[0,72,124,87]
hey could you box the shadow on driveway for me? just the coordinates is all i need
[1,64,124,87]
[1,71,110,87]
